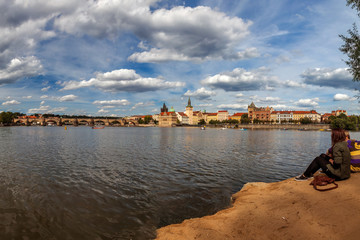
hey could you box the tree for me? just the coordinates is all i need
[240,114,250,124]
[198,119,206,125]
[300,117,312,124]
[0,112,15,125]
[339,0,360,81]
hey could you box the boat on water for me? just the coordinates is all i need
[200,126,206,130]
[92,125,105,129]
[239,128,247,131]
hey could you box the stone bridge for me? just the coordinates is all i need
[14,117,133,126]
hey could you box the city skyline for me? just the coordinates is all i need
[0,0,359,116]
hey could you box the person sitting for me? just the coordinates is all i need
[344,131,360,173]
[295,128,351,181]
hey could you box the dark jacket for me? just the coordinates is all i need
[327,141,351,180]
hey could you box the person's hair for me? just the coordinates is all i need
[331,128,346,146]
[344,130,350,139]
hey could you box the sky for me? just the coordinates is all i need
[0,0,359,117]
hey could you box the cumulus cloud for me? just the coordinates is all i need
[59,94,77,102]
[295,98,319,107]
[28,105,67,114]
[130,102,155,110]
[98,109,110,114]
[217,104,248,110]
[0,57,43,85]
[198,103,213,107]
[41,86,50,92]
[259,97,281,102]
[93,99,130,106]
[202,67,279,91]
[2,100,20,106]
[52,1,254,62]
[333,93,354,101]
[183,87,216,100]
[283,80,307,88]
[23,96,32,99]
[61,69,185,92]
[301,68,356,90]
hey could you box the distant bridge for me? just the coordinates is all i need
[14,117,135,126]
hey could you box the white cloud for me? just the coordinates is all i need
[0,57,43,85]
[283,80,307,88]
[202,67,279,91]
[98,109,109,114]
[198,103,213,107]
[130,102,155,110]
[301,68,356,90]
[52,1,254,62]
[93,99,130,106]
[295,98,319,107]
[2,100,20,105]
[23,96,32,99]
[41,86,50,91]
[40,101,45,105]
[40,95,48,99]
[61,69,185,92]
[333,93,355,101]
[217,103,248,110]
[235,93,244,97]
[59,94,77,102]
[27,105,67,114]
[183,87,216,100]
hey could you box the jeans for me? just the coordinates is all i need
[303,154,336,178]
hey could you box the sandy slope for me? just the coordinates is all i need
[156,174,360,240]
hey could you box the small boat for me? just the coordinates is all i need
[239,128,247,131]
[200,126,206,130]
[92,125,105,129]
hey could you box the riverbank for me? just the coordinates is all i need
[156,173,360,240]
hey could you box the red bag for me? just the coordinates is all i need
[310,175,338,191]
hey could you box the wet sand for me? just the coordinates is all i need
[156,173,360,240]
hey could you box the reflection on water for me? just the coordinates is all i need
[0,127,358,239]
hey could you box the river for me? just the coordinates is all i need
[0,127,357,239]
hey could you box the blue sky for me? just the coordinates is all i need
[0,0,358,116]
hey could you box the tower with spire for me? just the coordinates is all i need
[185,97,194,124]
[161,103,168,113]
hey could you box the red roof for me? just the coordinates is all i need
[231,112,246,117]
[218,110,228,113]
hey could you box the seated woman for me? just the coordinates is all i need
[295,128,351,181]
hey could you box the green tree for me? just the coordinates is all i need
[144,115,152,124]
[0,112,15,125]
[198,119,206,125]
[339,0,360,81]
[240,114,250,124]
[300,117,312,124]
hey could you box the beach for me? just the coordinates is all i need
[156,173,360,240]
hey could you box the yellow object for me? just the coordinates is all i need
[64,126,67,130]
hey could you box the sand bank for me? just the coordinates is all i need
[156,174,360,240]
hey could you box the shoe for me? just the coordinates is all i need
[294,174,310,181]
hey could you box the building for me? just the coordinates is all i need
[185,97,194,124]
[270,111,294,123]
[230,112,247,122]
[204,112,218,123]
[292,110,321,123]
[158,103,178,127]
[321,110,348,122]
[248,102,274,123]
[176,112,189,124]
[217,110,229,121]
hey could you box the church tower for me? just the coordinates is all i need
[185,97,194,124]
[161,103,168,113]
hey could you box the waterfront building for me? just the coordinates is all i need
[176,112,189,124]
[230,113,247,122]
[158,103,178,127]
[321,110,347,122]
[292,110,321,123]
[217,110,229,122]
[204,112,217,123]
[270,111,293,123]
[248,102,274,123]
[185,97,194,125]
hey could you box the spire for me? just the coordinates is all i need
[187,97,192,108]
[161,103,168,113]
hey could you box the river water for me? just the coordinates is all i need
[0,127,357,239]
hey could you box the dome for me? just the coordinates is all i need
[169,106,175,112]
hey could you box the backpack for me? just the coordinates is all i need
[310,175,338,191]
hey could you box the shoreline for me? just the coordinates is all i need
[156,173,360,240]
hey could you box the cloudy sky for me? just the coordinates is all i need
[0,0,359,116]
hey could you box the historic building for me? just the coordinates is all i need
[176,112,189,124]
[217,110,229,121]
[248,102,274,123]
[185,97,194,124]
[230,112,247,122]
[158,103,177,127]
[270,110,321,123]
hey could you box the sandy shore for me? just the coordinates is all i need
[156,173,360,240]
